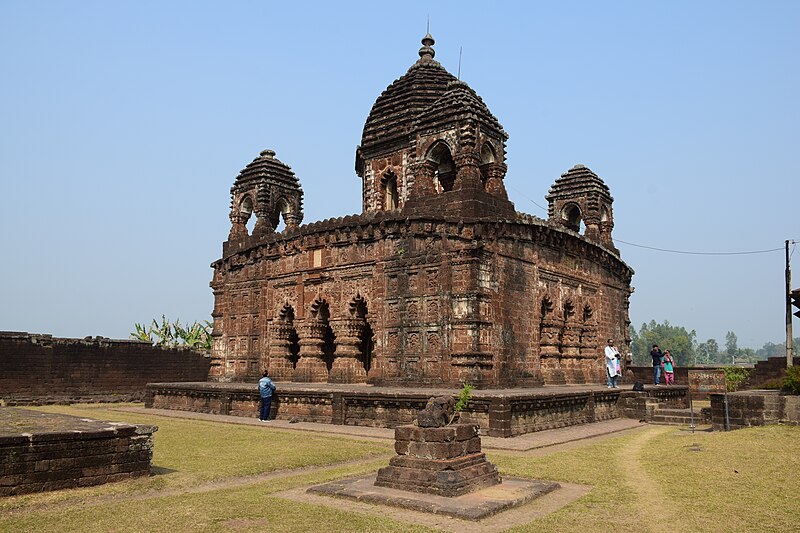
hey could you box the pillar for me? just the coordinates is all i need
[267,322,296,382]
[328,318,367,383]
[292,322,329,382]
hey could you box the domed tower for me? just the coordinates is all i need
[228,149,304,240]
[546,164,617,252]
[355,34,515,218]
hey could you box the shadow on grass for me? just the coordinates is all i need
[150,466,178,476]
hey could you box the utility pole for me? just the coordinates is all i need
[787,240,793,368]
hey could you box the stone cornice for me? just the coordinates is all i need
[214,211,634,284]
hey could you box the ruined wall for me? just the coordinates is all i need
[0,332,210,401]
[210,210,632,388]
[0,408,155,496]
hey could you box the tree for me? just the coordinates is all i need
[725,331,738,363]
[696,338,719,365]
[630,320,697,367]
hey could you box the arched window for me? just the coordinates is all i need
[381,171,399,210]
[562,203,582,233]
[427,142,456,192]
[479,142,496,188]
[239,195,255,235]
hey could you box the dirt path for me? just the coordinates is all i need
[616,425,676,532]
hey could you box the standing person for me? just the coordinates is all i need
[650,344,663,385]
[258,370,276,421]
[605,339,621,388]
[663,350,675,385]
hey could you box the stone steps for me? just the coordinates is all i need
[649,407,708,427]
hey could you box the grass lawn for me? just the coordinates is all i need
[1,404,798,532]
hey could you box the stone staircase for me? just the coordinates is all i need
[649,406,711,428]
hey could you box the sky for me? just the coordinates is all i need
[1,1,798,349]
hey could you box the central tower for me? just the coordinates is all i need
[355,34,516,218]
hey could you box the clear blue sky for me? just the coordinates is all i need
[1,1,798,349]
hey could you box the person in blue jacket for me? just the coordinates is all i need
[258,370,276,421]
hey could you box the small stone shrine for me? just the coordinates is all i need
[374,396,500,496]
[307,395,561,520]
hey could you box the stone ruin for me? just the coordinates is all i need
[374,396,500,496]
[308,395,561,520]
[209,33,634,388]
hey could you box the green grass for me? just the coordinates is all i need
[2,404,799,532]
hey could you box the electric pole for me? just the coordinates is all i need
[787,240,793,368]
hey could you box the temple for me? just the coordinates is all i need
[208,34,634,388]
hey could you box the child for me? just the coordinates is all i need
[663,350,675,385]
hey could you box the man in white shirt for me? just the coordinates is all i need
[605,339,621,388]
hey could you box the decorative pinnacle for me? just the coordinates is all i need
[260,149,276,158]
[418,33,435,60]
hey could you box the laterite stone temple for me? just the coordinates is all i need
[208,34,634,388]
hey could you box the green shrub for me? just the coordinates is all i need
[782,366,800,395]
[449,383,474,424]
[758,378,785,390]
[724,366,751,392]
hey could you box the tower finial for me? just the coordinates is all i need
[418,32,435,61]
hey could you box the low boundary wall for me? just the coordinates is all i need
[146,382,689,437]
[0,331,210,404]
[710,390,800,430]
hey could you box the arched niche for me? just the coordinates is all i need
[349,295,374,373]
[310,299,336,370]
[278,304,300,368]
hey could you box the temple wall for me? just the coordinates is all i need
[210,213,632,388]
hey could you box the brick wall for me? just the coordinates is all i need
[0,332,210,402]
[749,356,799,386]
[710,390,800,430]
[0,410,156,496]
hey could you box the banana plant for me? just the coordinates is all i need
[130,322,153,343]
[132,317,211,351]
[151,315,177,347]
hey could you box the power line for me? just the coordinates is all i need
[511,186,794,256]
[508,184,548,213]
[615,239,785,256]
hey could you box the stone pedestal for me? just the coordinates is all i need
[374,423,500,497]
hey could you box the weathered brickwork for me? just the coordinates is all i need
[710,390,800,430]
[0,332,210,403]
[146,382,633,437]
[374,423,501,497]
[210,35,634,388]
[0,409,156,496]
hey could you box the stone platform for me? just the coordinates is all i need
[0,407,156,496]
[146,381,689,437]
[309,473,560,520]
